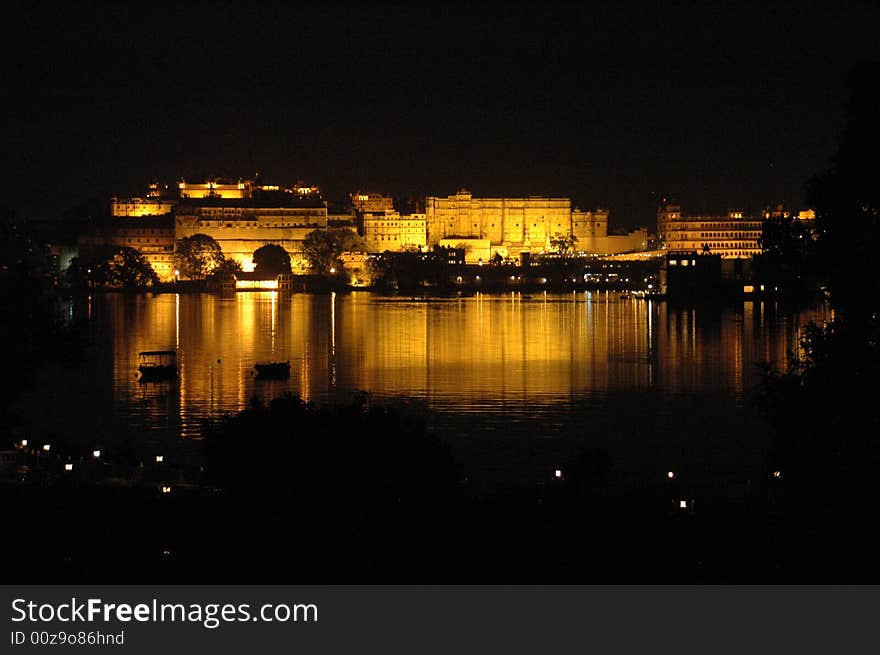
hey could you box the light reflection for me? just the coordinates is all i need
[87,292,831,442]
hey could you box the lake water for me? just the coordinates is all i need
[17,291,830,492]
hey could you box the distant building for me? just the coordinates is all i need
[177,179,322,201]
[178,179,252,200]
[426,189,644,262]
[111,197,177,217]
[657,204,762,259]
[351,192,395,213]
[362,210,427,253]
[173,195,328,273]
[111,182,177,217]
[79,216,176,281]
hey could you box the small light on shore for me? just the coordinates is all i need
[155,455,164,463]
[93,450,101,458]
[679,500,687,509]
[64,463,73,471]
[554,469,562,479]
[667,471,675,479]
[161,485,172,494]
[42,444,50,452]
[21,439,28,447]
[772,470,782,479]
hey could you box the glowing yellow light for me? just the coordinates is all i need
[554,469,562,479]
[64,463,73,471]
[155,455,164,463]
[93,450,101,458]
[679,500,687,509]
[42,444,50,452]
[161,485,172,494]
[773,471,782,479]
[329,267,336,274]
[21,439,27,447]
[667,471,675,479]
[235,279,278,290]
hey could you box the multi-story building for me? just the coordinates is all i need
[178,179,252,200]
[174,193,328,273]
[111,197,177,217]
[657,204,762,259]
[351,192,395,213]
[362,210,427,253]
[79,216,176,280]
[425,189,571,259]
[425,189,644,261]
[111,182,177,217]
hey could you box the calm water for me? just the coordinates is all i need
[19,291,830,491]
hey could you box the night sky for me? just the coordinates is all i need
[4,2,879,229]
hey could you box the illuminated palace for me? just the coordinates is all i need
[173,181,331,274]
[656,204,762,259]
[425,189,646,263]
[102,181,650,280]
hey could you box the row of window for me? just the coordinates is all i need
[195,221,320,228]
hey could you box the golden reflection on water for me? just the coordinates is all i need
[102,292,829,439]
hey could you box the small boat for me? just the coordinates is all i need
[254,361,291,379]
[137,350,177,381]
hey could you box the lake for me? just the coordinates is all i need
[16,291,830,494]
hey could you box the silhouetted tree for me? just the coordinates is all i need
[65,246,158,289]
[172,234,225,279]
[211,257,243,278]
[759,61,880,521]
[253,244,292,275]
[757,212,817,290]
[549,232,577,255]
[807,61,880,320]
[302,228,365,274]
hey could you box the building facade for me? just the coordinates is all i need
[425,189,573,259]
[426,189,643,261]
[111,197,177,217]
[657,204,762,259]
[362,210,427,253]
[79,216,176,281]
[351,192,395,213]
[174,197,328,273]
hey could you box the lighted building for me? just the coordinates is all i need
[426,189,644,261]
[178,179,253,200]
[79,216,176,281]
[798,209,816,221]
[572,209,647,254]
[111,197,177,217]
[173,195,328,273]
[657,204,762,259]
[362,210,427,252]
[351,192,395,213]
[425,189,573,259]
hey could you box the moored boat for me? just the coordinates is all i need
[137,350,178,381]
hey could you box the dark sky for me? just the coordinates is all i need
[3,1,879,229]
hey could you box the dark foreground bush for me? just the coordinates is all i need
[202,393,458,517]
